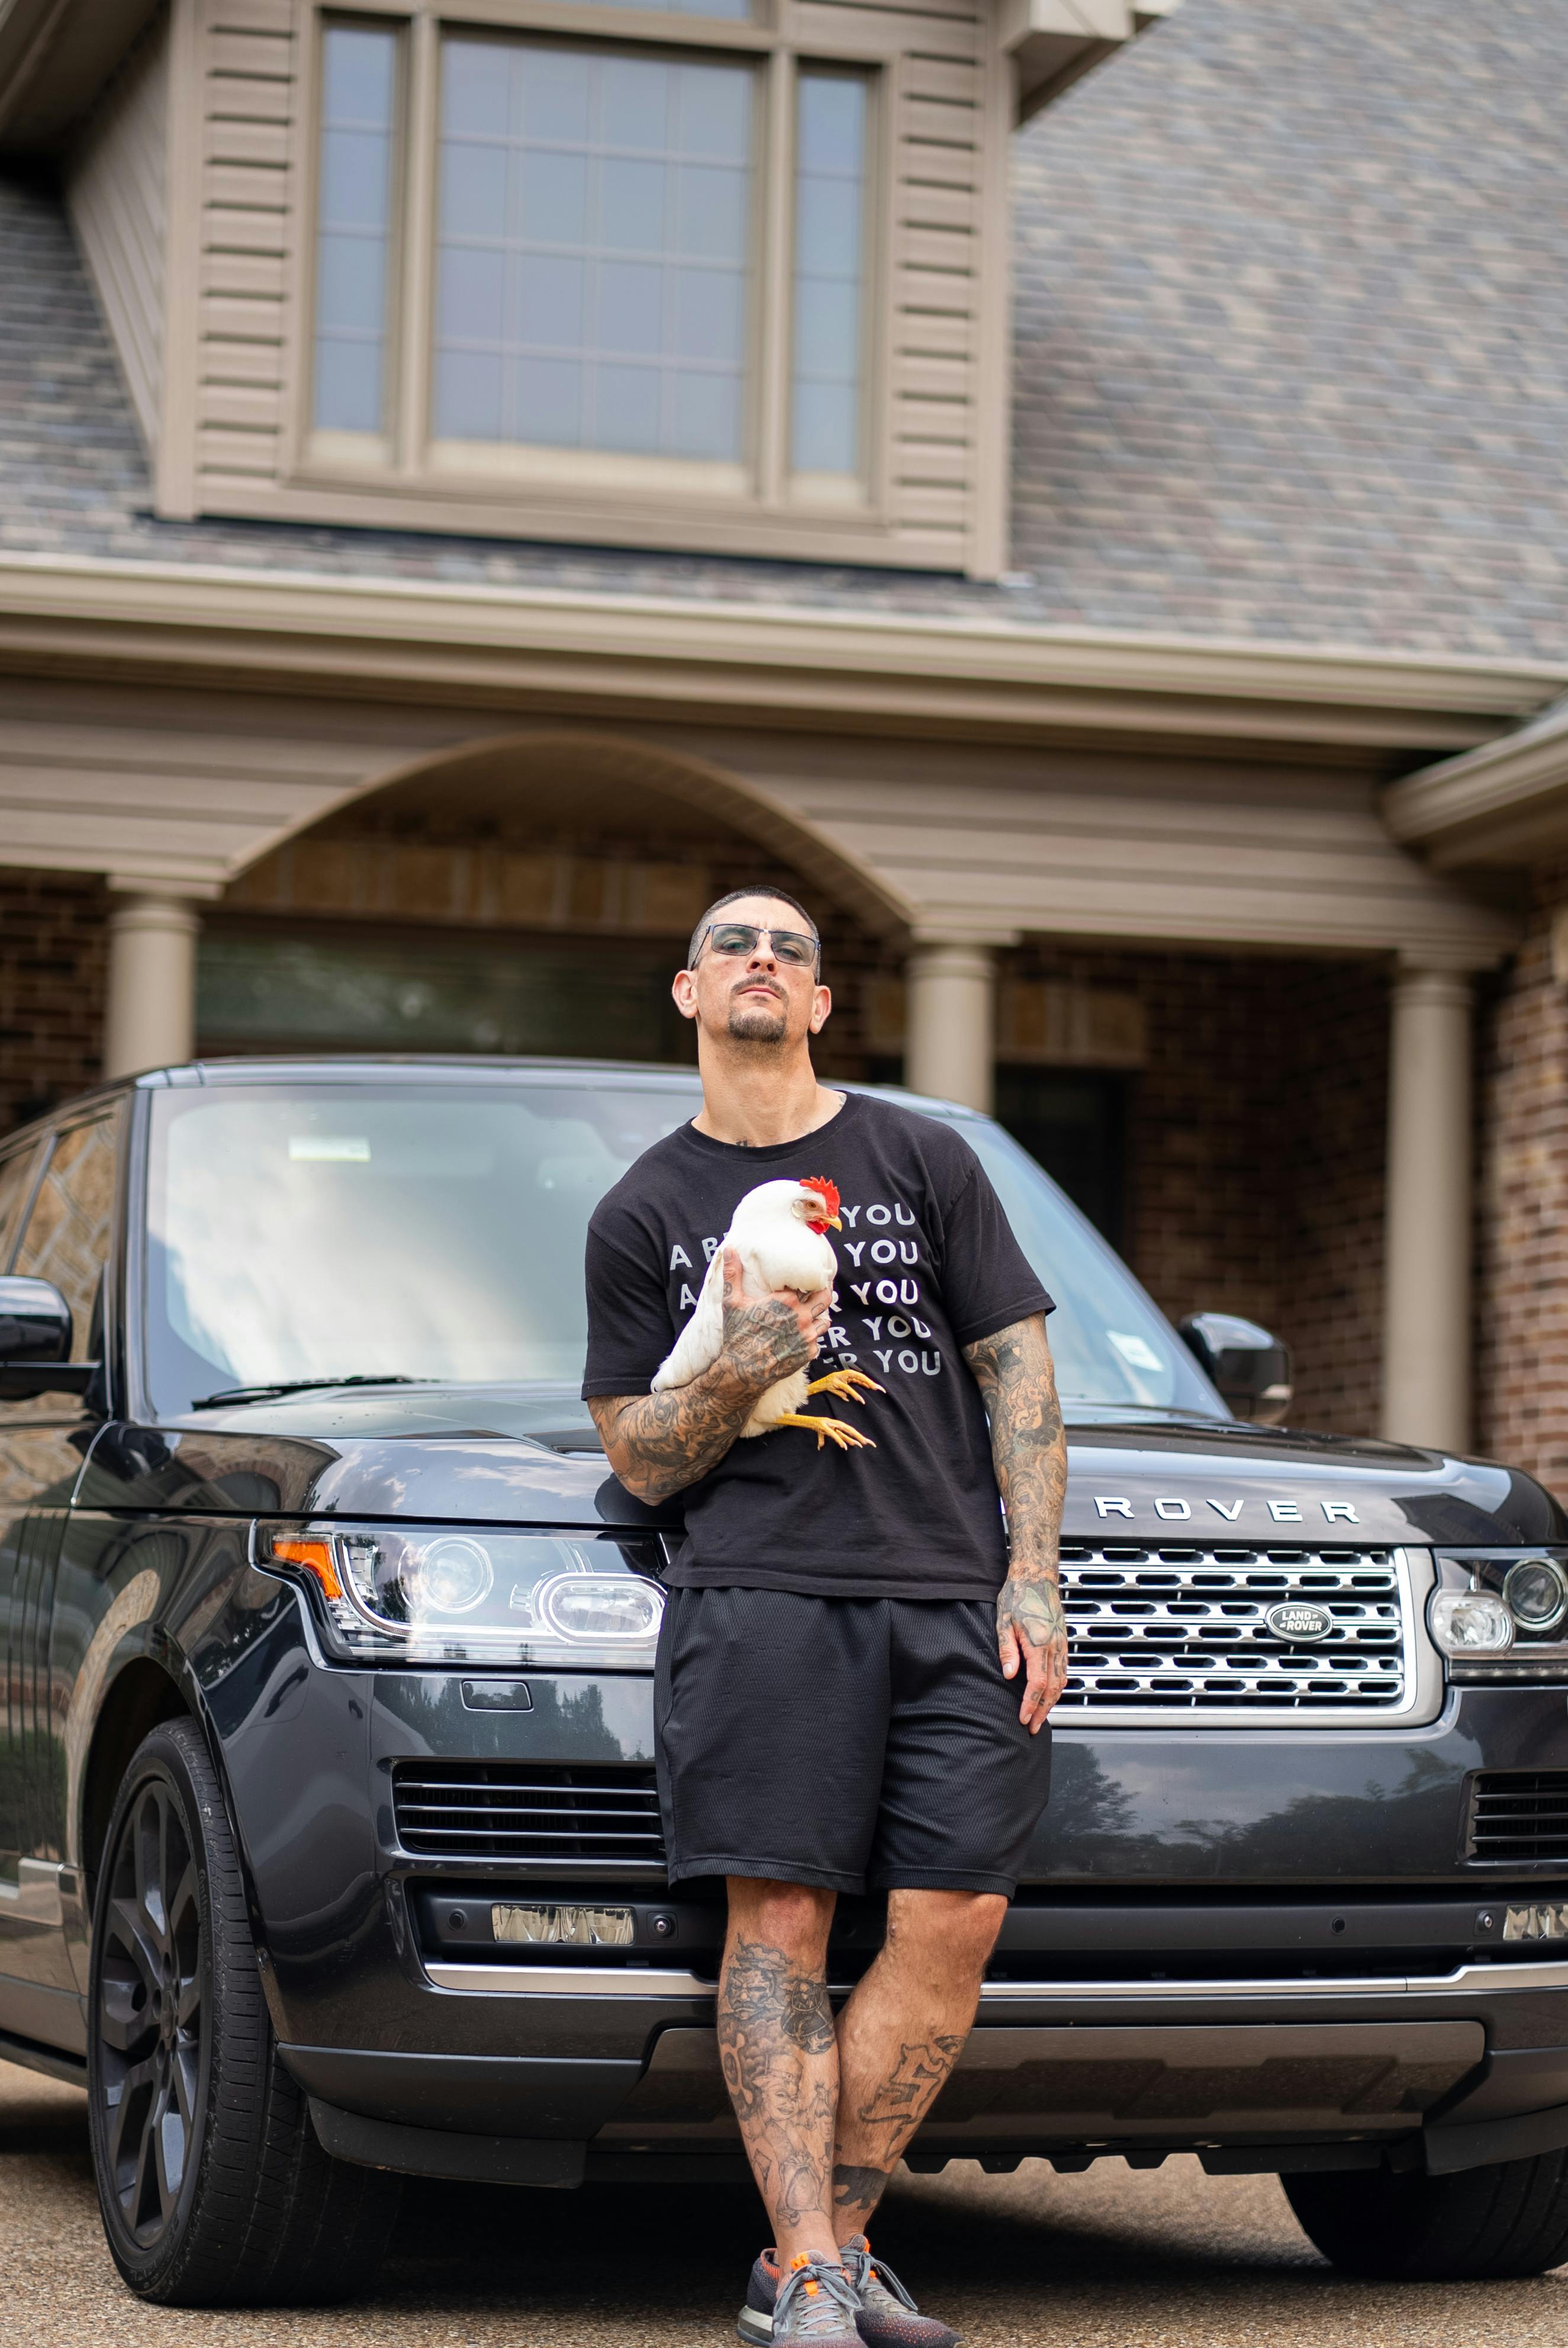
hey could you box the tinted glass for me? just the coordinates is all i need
[0,1140,45,1272]
[9,1109,124,1420]
[143,1082,1222,1420]
[313,23,398,433]
[949,1115,1222,1415]
[434,36,754,461]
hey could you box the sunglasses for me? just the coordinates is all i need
[693,921,820,970]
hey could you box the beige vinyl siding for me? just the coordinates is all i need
[183,0,1002,570]
[195,0,297,490]
[66,7,170,455]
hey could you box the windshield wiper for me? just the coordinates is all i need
[190,1375,434,1411]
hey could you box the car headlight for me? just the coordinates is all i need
[1503,1556,1568,1635]
[256,1522,664,1668]
[1428,1587,1514,1655]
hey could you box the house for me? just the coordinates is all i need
[2,0,1567,1485]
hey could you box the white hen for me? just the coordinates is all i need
[652,1176,882,1452]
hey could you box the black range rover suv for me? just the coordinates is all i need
[2,1057,1568,2304]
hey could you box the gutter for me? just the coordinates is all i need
[1385,693,1568,868]
[0,554,1560,754]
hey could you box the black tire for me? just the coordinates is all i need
[1284,2154,1568,2280]
[86,1716,399,2305]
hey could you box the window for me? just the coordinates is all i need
[14,1112,123,1353]
[305,14,879,522]
[0,1141,46,1273]
[312,22,400,445]
[790,69,868,498]
[434,38,754,468]
[4,1108,124,1426]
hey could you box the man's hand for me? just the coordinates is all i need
[962,1313,1070,1733]
[588,1250,831,1506]
[718,1246,830,1388]
[996,1572,1069,1734]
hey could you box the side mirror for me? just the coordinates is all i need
[1179,1311,1293,1426]
[0,1275,95,1400]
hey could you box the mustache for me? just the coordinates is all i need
[730,976,786,1003]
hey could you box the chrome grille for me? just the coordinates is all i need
[392,1763,665,1863]
[1056,1545,1413,1720]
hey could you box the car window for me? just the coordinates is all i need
[144,1080,1224,1420]
[145,1085,697,1411]
[0,1138,47,1273]
[12,1107,124,1362]
[928,1112,1222,1416]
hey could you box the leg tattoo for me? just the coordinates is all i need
[718,1936,840,2243]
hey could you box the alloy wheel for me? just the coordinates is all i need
[95,1777,205,2247]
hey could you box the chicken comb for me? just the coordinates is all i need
[800,1175,841,1220]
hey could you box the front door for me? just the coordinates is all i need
[0,1106,123,2028]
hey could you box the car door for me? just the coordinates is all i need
[0,1105,124,2029]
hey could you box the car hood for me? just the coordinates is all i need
[73,1385,1567,1546]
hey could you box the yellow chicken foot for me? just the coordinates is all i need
[772,1411,877,1452]
[804,1368,886,1408]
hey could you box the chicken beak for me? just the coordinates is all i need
[827,1214,842,1230]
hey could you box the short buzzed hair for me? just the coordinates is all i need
[687,885,819,973]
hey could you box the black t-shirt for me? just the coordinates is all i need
[582,1091,1054,1598]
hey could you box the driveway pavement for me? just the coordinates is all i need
[4,2062,1564,2346]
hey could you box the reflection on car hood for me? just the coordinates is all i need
[72,1384,1568,1546]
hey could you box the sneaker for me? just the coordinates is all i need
[839,2235,961,2348]
[738,2252,862,2348]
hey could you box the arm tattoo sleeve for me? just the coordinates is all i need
[588,1289,817,1505]
[963,1313,1068,1593]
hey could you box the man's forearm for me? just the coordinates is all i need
[963,1314,1068,1583]
[589,1361,768,1505]
[589,1279,822,1504]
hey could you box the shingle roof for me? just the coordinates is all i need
[2,0,1566,657]
[1008,0,1568,657]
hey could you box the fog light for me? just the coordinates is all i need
[1503,1557,1568,1635]
[1429,1588,1514,1654]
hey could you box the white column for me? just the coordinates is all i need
[906,941,996,1114]
[1381,961,1475,1451]
[103,894,202,1079]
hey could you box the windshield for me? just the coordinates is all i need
[143,1080,1225,1419]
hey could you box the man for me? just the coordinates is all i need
[583,887,1068,2348]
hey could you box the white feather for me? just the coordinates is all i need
[652,1179,838,1437]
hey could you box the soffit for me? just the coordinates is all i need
[0,0,160,151]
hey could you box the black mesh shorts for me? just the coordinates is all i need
[653,1586,1052,1897]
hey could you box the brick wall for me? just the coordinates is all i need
[1476,867,1568,1497]
[0,867,108,1137]
[1006,942,1390,1437]
[1278,959,1390,1439]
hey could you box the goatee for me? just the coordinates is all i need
[727,1002,788,1044]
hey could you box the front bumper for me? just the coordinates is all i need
[206,1625,1568,2185]
[279,1953,1568,2188]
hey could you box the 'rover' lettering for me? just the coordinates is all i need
[1094,1497,1135,1518]
[1322,1501,1360,1523]
[1267,1500,1303,1522]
